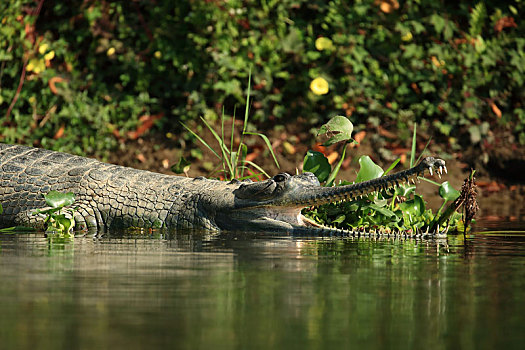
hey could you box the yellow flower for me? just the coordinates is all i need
[401,31,413,41]
[26,58,45,73]
[31,59,45,74]
[44,50,55,61]
[310,77,329,95]
[107,47,116,56]
[28,96,36,105]
[154,51,162,59]
[26,60,35,72]
[38,43,49,55]
[315,37,334,51]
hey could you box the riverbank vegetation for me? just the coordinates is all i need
[1,1,523,164]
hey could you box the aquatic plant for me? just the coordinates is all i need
[33,191,76,235]
[303,115,466,234]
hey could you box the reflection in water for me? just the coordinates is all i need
[0,230,524,349]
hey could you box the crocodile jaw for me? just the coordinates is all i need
[217,157,448,234]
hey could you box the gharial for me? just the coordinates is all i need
[0,143,448,237]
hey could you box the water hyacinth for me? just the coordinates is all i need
[310,77,329,95]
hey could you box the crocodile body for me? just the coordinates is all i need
[0,144,447,236]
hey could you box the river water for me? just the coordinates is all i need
[0,222,524,349]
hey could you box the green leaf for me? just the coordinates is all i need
[356,156,384,183]
[439,181,460,202]
[0,226,36,233]
[399,194,425,217]
[49,214,75,234]
[395,185,416,197]
[171,156,191,174]
[369,203,397,217]
[317,115,355,146]
[373,198,388,207]
[332,214,346,224]
[44,191,75,209]
[303,150,331,183]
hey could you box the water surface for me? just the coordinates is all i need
[0,227,524,349]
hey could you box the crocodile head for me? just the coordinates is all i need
[214,157,447,235]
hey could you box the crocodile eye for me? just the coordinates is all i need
[273,173,289,182]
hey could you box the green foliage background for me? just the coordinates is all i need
[1,0,524,156]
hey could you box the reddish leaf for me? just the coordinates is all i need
[327,151,339,165]
[53,125,65,139]
[48,76,66,95]
[127,113,163,140]
[494,17,517,33]
[312,142,327,156]
[245,151,259,162]
[490,102,502,118]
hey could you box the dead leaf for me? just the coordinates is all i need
[53,125,65,139]
[135,153,146,163]
[245,150,260,162]
[391,148,411,155]
[350,130,366,148]
[282,141,296,155]
[411,82,420,94]
[313,142,327,156]
[378,126,397,139]
[327,151,339,165]
[494,16,517,33]
[377,0,399,13]
[127,113,163,140]
[354,130,366,144]
[490,102,502,118]
[48,76,66,95]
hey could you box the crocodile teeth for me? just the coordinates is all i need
[444,166,448,174]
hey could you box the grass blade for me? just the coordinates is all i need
[410,124,417,168]
[415,137,432,165]
[200,117,234,178]
[383,158,401,176]
[181,122,221,159]
[242,68,252,134]
[325,142,348,187]
[245,131,280,169]
[244,160,271,179]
